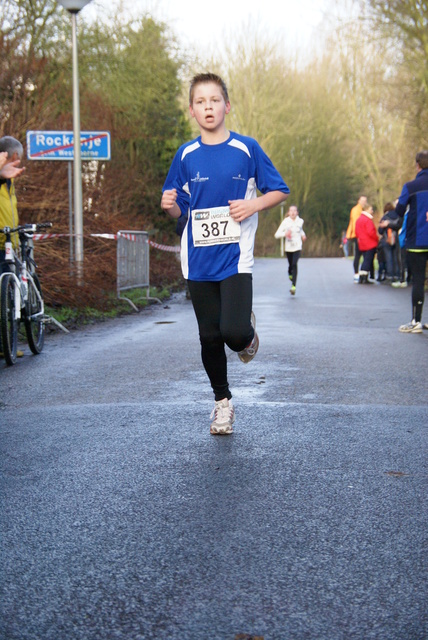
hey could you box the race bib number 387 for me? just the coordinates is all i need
[192,206,241,247]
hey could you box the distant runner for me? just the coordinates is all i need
[274,205,306,295]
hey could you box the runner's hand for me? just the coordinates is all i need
[228,199,257,222]
[161,188,177,209]
[161,188,182,219]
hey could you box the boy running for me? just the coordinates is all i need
[161,72,289,435]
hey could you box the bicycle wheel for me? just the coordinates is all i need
[1,273,18,365]
[24,273,45,354]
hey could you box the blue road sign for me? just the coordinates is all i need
[26,131,111,161]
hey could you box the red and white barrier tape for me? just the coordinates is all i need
[92,233,118,240]
[33,232,118,240]
[148,240,180,253]
[33,233,69,240]
[32,232,180,253]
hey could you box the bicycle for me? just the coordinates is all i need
[0,222,52,366]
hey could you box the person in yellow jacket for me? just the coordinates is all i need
[0,136,24,358]
[346,195,367,282]
[0,137,23,254]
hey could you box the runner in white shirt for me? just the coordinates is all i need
[274,205,307,295]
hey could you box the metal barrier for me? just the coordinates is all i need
[117,230,161,310]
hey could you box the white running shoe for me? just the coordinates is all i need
[210,398,235,435]
[250,310,256,331]
[238,312,259,363]
[398,321,423,334]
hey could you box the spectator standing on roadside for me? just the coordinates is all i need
[378,202,401,283]
[394,150,428,333]
[274,205,306,295]
[0,137,24,260]
[161,72,289,435]
[355,203,378,284]
[346,195,367,282]
[0,136,25,359]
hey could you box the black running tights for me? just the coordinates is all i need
[407,251,428,322]
[187,274,254,401]
[286,250,301,286]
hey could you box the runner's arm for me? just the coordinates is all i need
[229,190,288,223]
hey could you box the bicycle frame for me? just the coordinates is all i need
[0,233,44,323]
[24,271,45,321]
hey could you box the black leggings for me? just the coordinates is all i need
[349,238,361,274]
[286,250,301,286]
[407,251,428,322]
[187,274,254,401]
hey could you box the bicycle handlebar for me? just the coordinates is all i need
[0,222,53,235]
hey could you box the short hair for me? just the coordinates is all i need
[415,150,428,170]
[189,73,229,105]
[383,202,395,213]
[0,136,23,159]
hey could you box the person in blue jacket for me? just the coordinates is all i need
[393,150,428,333]
[161,72,289,435]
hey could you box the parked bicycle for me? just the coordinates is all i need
[0,222,52,365]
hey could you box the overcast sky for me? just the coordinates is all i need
[86,0,334,53]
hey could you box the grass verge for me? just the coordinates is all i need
[44,286,175,331]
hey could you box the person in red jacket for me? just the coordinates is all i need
[355,204,379,284]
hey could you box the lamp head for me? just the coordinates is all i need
[57,0,92,13]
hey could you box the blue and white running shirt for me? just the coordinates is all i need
[162,132,290,281]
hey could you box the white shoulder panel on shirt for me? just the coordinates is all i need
[181,140,200,161]
[228,138,251,158]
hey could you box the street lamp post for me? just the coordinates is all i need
[57,0,92,284]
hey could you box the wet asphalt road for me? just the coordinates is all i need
[1,257,427,640]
